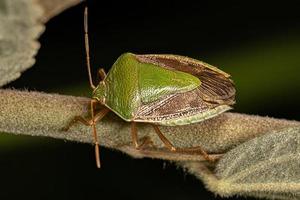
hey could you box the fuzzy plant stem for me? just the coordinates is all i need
[0,89,299,162]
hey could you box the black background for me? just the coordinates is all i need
[2,0,300,199]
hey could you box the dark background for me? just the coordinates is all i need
[1,0,300,199]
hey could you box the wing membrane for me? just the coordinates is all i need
[136,54,235,105]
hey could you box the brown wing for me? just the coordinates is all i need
[135,54,235,105]
[134,87,231,124]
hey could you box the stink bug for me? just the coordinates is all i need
[64,7,235,168]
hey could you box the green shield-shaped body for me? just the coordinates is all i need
[93,53,235,126]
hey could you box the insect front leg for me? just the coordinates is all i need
[62,105,109,131]
[90,100,111,168]
[62,99,110,168]
[151,124,217,162]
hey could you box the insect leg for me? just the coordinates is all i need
[61,107,109,131]
[62,116,91,130]
[131,122,139,148]
[151,125,176,151]
[62,100,110,168]
[151,125,216,162]
[98,68,107,81]
[175,146,216,162]
[131,122,153,149]
[90,100,111,168]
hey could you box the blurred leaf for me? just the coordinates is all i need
[0,0,82,148]
[36,0,82,22]
[182,126,300,200]
[0,0,43,86]
[0,0,81,87]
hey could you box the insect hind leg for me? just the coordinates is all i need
[151,124,217,162]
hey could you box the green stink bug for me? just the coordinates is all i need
[65,7,235,168]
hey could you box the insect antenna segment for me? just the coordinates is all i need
[84,6,96,90]
[84,4,101,168]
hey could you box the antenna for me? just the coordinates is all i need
[84,4,101,168]
[84,6,96,89]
